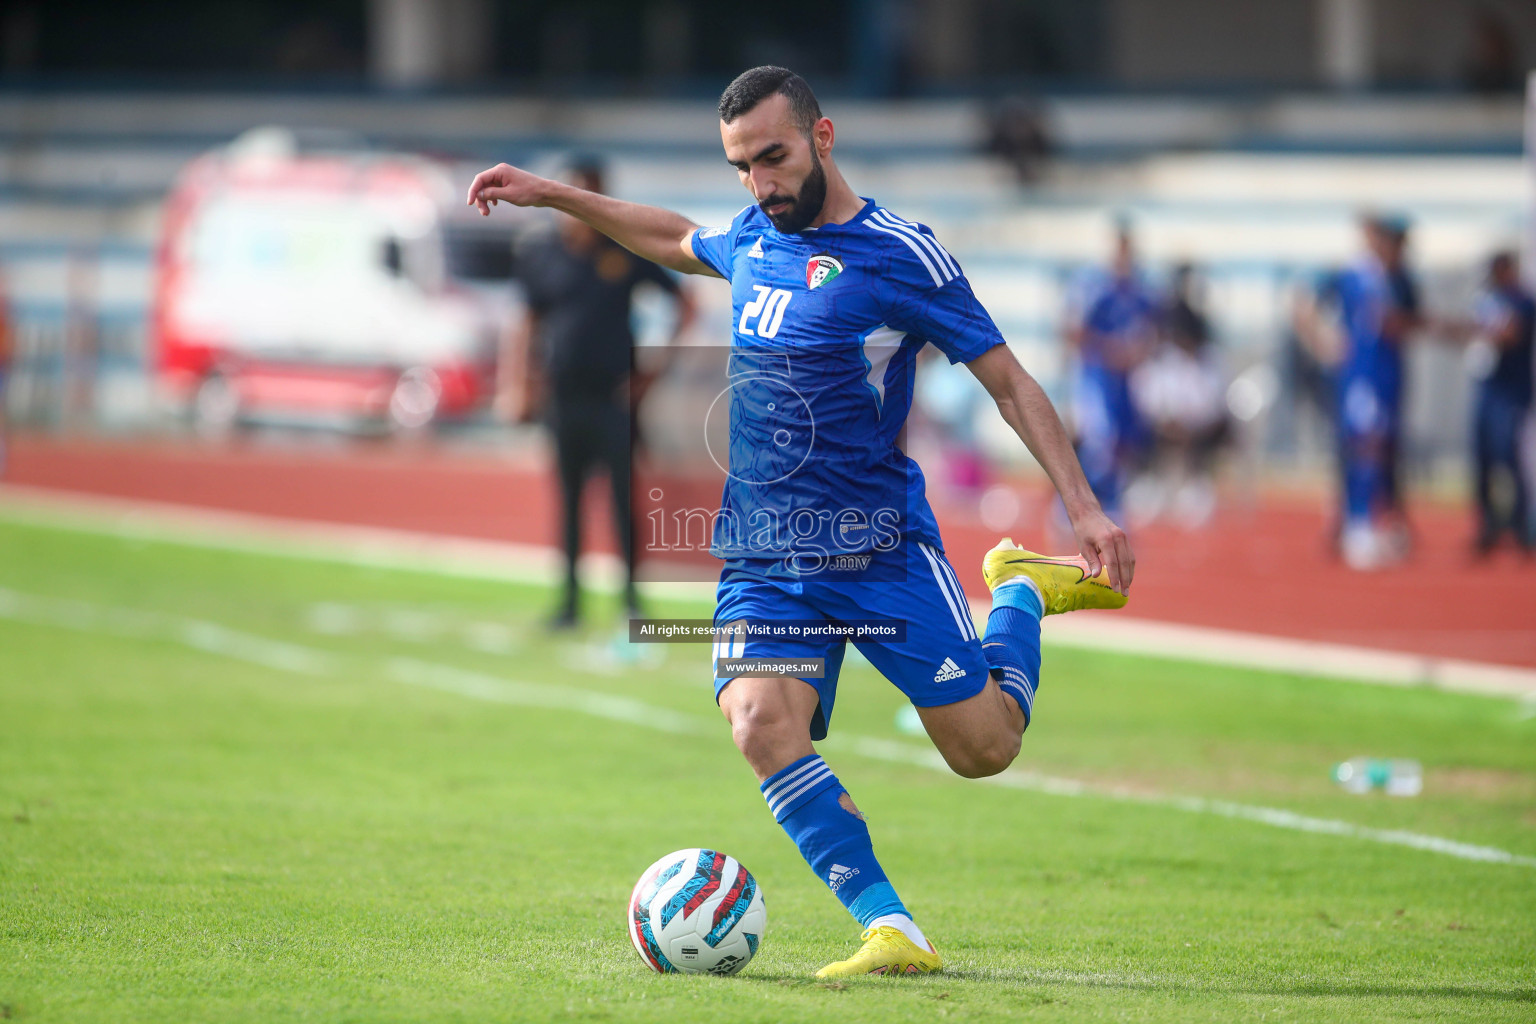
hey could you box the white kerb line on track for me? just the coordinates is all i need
[3,584,1533,871]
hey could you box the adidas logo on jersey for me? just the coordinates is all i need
[827,863,860,893]
[747,238,765,258]
[933,657,967,682]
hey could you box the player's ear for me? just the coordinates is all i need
[813,117,834,158]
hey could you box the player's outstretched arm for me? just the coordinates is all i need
[966,343,1135,594]
[466,162,719,277]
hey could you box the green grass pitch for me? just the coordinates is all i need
[1,516,1533,1022]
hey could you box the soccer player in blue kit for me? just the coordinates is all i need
[1330,215,1420,569]
[1067,225,1159,525]
[468,66,1134,977]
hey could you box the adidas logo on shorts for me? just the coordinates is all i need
[932,657,967,683]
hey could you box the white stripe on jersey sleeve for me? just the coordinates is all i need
[910,219,962,279]
[871,209,961,280]
[865,217,947,287]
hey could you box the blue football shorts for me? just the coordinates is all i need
[711,537,993,740]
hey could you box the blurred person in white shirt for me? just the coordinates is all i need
[1127,264,1228,527]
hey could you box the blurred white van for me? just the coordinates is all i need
[151,127,514,433]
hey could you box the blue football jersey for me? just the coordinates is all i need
[1331,255,1417,411]
[689,198,1005,576]
[1069,267,1159,375]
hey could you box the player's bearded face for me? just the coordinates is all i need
[758,144,827,233]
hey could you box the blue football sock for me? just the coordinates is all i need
[760,754,909,928]
[981,579,1043,725]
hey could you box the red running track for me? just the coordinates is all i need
[4,435,1534,669]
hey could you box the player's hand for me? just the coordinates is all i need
[1072,507,1134,595]
[465,163,550,217]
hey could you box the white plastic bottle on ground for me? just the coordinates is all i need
[1332,758,1423,796]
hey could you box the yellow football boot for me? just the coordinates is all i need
[981,538,1127,615]
[813,926,942,979]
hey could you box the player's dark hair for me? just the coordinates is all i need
[718,66,822,138]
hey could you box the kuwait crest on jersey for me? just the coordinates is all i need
[806,253,843,290]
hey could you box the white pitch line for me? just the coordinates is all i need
[822,726,1536,868]
[0,585,335,675]
[175,619,337,676]
[1041,614,1536,700]
[386,657,707,736]
[3,585,1534,871]
[1166,797,1536,867]
[387,658,1536,871]
[3,482,1533,698]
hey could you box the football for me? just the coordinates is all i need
[627,848,767,975]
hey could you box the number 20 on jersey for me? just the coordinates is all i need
[739,286,793,338]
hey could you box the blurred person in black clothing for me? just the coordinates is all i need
[509,158,696,627]
[1163,264,1209,353]
[1462,7,1524,95]
[1468,251,1534,554]
[983,96,1053,185]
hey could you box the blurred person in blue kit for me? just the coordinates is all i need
[1326,214,1422,570]
[1467,251,1534,555]
[506,158,696,627]
[1064,223,1157,527]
